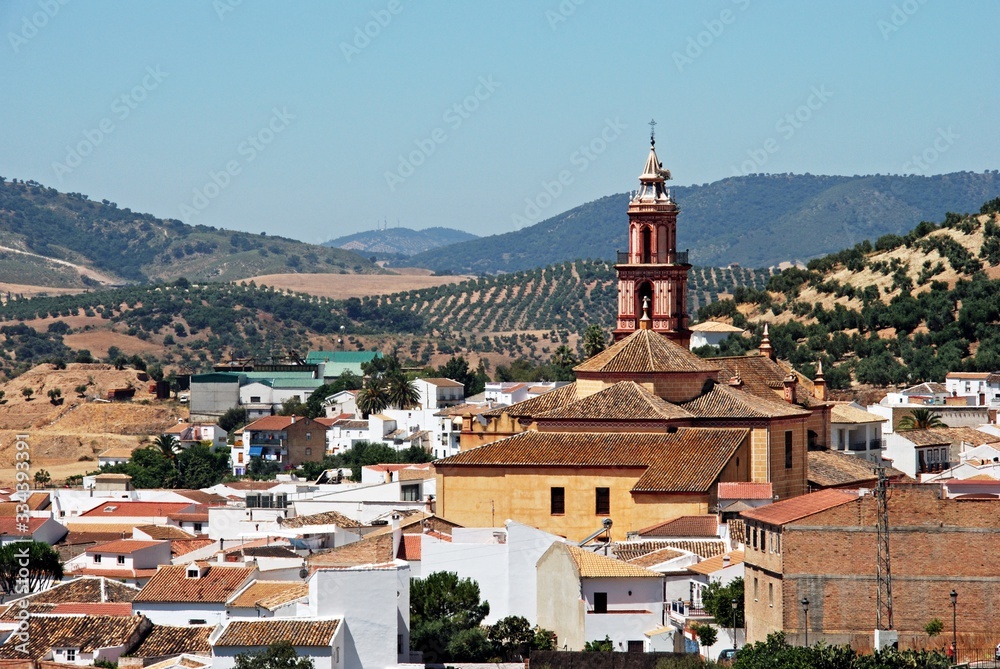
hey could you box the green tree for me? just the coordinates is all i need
[583,635,613,652]
[582,324,607,359]
[897,408,946,431]
[923,618,944,637]
[447,627,493,662]
[488,615,534,661]
[0,541,63,596]
[21,387,33,400]
[410,571,490,664]
[278,396,308,416]
[356,377,390,417]
[550,344,578,380]
[691,622,718,654]
[103,448,178,489]
[218,406,249,433]
[33,469,51,487]
[233,641,314,669]
[175,444,230,489]
[247,456,281,480]
[387,371,421,410]
[46,388,62,403]
[702,577,744,631]
[149,434,179,462]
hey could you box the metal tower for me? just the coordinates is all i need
[875,467,894,630]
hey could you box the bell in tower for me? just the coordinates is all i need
[612,120,691,346]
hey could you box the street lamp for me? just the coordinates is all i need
[731,597,739,649]
[801,597,810,647]
[950,590,957,662]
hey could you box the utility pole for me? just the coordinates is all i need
[874,466,896,649]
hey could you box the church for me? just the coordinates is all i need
[435,129,830,542]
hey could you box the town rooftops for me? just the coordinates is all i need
[741,488,858,526]
[945,372,992,380]
[483,382,580,418]
[130,625,213,658]
[227,580,309,610]
[0,614,147,659]
[902,382,948,395]
[420,377,464,387]
[49,602,134,616]
[690,321,744,333]
[535,380,694,421]
[133,565,255,603]
[636,515,719,538]
[575,328,720,375]
[714,355,824,408]
[902,427,1000,447]
[830,403,886,424]
[435,428,748,494]
[625,547,687,568]
[82,502,192,518]
[86,539,166,554]
[808,450,906,489]
[214,618,342,647]
[280,510,363,529]
[687,550,745,576]
[564,544,663,579]
[717,482,774,500]
[680,381,810,419]
[2,575,140,605]
[242,416,297,431]
[0,517,50,536]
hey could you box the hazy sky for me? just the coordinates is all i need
[2,1,998,244]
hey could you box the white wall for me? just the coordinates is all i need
[581,576,663,651]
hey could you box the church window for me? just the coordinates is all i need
[784,431,793,469]
[550,487,565,515]
[595,487,610,515]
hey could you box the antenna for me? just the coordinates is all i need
[649,119,657,146]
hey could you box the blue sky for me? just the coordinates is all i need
[2,1,998,244]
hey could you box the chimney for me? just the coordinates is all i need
[722,553,731,566]
[783,373,798,404]
[728,370,743,389]
[813,360,827,401]
[759,324,774,361]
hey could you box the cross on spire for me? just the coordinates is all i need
[649,119,657,146]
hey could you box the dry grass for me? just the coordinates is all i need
[0,282,87,299]
[241,272,472,300]
[62,331,164,358]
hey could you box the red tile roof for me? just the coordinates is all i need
[215,619,341,647]
[397,534,422,561]
[82,502,192,517]
[687,550,745,576]
[130,625,213,658]
[535,381,693,421]
[0,517,50,536]
[637,515,719,538]
[49,602,133,616]
[243,416,297,431]
[575,328,719,374]
[87,540,166,555]
[741,489,858,526]
[0,615,146,658]
[133,565,254,603]
[717,482,774,500]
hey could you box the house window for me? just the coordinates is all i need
[250,396,261,403]
[65,649,76,662]
[305,448,312,456]
[595,487,610,515]
[306,432,312,440]
[402,484,420,501]
[753,577,759,602]
[194,523,203,533]
[761,529,767,552]
[594,592,608,613]
[550,487,565,515]
[751,527,757,550]
[189,619,207,625]
[784,430,793,469]
[627,640,645,653]
[117,555,125,565]
[93,554,102,564]
[768,583,773,607]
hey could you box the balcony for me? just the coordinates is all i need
[667,599,711,622]
[248,437,285,447]
[616,250,690,265]
[848,439,883,452]
[918,461,952,475]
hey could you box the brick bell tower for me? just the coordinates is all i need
[612,120,691,346]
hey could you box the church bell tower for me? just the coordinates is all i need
[612,120,691,346]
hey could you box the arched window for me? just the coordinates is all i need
[641,227,652,263]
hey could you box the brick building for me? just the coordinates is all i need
[742,485,1000,654]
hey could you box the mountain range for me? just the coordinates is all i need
[323,226,477,258]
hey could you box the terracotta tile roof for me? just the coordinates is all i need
[830,403,886,424]
[280,510,363,529]
[10,576,141,604]
[728,518,746,546]
[64,522,140,535]
[69,568,160,579]
[575,328,719,374]
[741,488,858,526]
[614,540,727,561]
[0,493,49,516]
[902,427,1000,447]
[399,466,435,481]
[332,419,368,429]
[636,515,718,538]
[227,581,309,610]
[136,525,195,540]
[808,450,905,489]
[170,538,215,558]
[420,377,464,387]
[535,381,693,421]
[564,544,663,578]
[49,602,133,616]
[237,546,300,559]
[946,372,992,379]
[243,416,297,431]
[687,550,745,576]
[436,428,747,493]
[434,403,492,417]
[425,529,452,542]
[0,615,146,658]
[364,512,461,537]
[215,619,341,647]
[88,540,166,554]
[0,517,50,536]
[714,355,822,408]
[173,490,228,506]
[397,534,422,561]
[482,383,579,418]
[82,502,192,518]
[133,566,254,603]
[690,321,744,333]
[222,481,282,491]
[903,382,948,395]
[625,547,687,568]
[717,482,773,500]
[308,533,394,568]
[166,512,209,522]
[129,625,213,658]
[680,382,810,419]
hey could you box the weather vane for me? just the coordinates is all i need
[649,118,657,146]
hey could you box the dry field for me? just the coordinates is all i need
[0,282,87,300]
[241,271,472,300]
[63,330,165,358]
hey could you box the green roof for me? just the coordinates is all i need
[272,378,325,389]
[305,350,382,364]
[192,373,244,383]
[243,371,319,380]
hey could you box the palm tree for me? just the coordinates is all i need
[387,372,421,410]
[896,408,946,431]
[582,324,607,359]
[356,378,390,417]
[149,434,180,461]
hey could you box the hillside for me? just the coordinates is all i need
[324,226,478,258]
[402,171,1000,273]
[0,178,382,286]
[696,198,1000,389]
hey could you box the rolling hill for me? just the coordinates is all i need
[0,178,382,287]
[401,171,1000,274]
[324,226,477,258]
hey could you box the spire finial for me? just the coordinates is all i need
[649,119,657,146]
